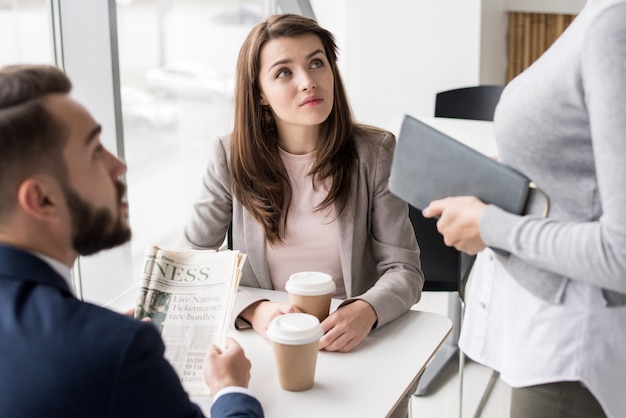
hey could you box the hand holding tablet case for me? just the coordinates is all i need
[389,114,543,215]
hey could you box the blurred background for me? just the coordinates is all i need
[0,0,583,308]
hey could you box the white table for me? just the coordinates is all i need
[193,287,452,418]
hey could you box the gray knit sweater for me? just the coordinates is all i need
[480,0,626,305]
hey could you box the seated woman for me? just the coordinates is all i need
[184,13,422,365]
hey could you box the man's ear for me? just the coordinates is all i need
[16,176,63,221]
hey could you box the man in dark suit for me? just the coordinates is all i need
[0,64,263,418]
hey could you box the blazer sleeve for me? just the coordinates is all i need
[211,393,264,418]
[184,136,233,250]
[341,131,424,328]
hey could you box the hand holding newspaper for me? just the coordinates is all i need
[134,245,246,396]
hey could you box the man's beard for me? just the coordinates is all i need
[63,181,132,256]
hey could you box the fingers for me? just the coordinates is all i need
[318,302,375,352]
[319,333,345,351]
[423,196,481,219]
[319,325,362,352]
[422,199,445,218]
[124,307,151,322]
[203,338,252,393]
[207,344,222,356]
[245,302,301,337]
[279,303,301,314]
[222,337,236,350]
[222,337,244,355]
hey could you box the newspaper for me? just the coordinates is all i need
[134,245,246,396]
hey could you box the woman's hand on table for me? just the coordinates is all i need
[240,300,301,340]
[319,300,377,353]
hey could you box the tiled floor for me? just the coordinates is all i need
[408,292,511,418]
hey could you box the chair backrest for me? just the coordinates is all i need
[409,85,502,292]
[409,205,474,292]
[434,85,505,122]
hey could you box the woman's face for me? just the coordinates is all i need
[258,34,334,140]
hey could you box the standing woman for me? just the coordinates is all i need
[185,13,423,359]
[423,1,626,417]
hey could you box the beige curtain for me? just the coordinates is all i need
[506,12,576,82]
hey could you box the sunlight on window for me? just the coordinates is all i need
[116,0,267,281]
[0,0,54,66]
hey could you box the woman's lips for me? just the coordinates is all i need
[300,96,323,106]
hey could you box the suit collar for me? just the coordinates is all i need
[0,244,74,296]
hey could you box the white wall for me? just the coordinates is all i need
[311,0,585,131]
[480,0,508,85]
[506,0,586,14]
[314,0,485,130]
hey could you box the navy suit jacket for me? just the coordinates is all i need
[0,244,263,418]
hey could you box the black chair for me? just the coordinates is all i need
[434,85,505,121]
[412,206,474,401]
[413,86,504,408]
[410,209,475,293]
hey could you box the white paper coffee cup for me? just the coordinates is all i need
[285,272,336,322]
[267,313,324,391]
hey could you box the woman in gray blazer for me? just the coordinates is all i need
[184,14,423,355]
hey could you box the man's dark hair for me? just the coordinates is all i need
[0,64,72,218]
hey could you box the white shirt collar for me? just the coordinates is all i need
[31,251,75,296]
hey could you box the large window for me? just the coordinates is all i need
[1,0,276,307]
[0,0,267,307]
[117,0,267,286]
[0,0,54,66]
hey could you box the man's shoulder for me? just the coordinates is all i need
[0,266,151,351]
[73,299,158,348]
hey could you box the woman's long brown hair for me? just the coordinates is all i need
[231,14,357,245]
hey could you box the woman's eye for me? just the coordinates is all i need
[310,59,324,69]
[276,68,291,78]
[94,145,104,159]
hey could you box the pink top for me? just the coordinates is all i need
[266,148,345,298]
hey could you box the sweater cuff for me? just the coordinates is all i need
[479,204,520,253]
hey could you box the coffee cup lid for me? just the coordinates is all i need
[285,271,336,296]
[267,313,324,345]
